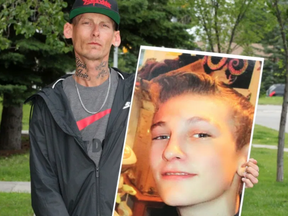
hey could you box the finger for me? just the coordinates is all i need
[248,158,258,164]
[242,178,253,188]
[246,166,259,178]
[241,161,259,172]
[246,162,259,172]
[241,158,258,167]
[244,173,259,184]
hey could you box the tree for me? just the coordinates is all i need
[116,0,196,73]
[178,0,274,54]
[260,26,286,95]
[267,0,288,182]
[0,0,74,150]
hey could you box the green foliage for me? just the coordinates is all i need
[116,0,197,72]
[260,0,288,95]
[0,0,74,106]
[179,0,275,53]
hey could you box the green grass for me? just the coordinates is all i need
[0,153,30,181]
[0,192,33,216]
[0,103,31,131]
[241,148,288,216]
[252,124,288,148]
[258,96,283,105]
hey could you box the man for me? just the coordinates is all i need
[27,0,134,215]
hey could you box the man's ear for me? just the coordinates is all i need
[112,31,121,47]
[236,144,250,176]
[63,22,73,39]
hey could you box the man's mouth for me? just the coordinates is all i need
[88,42,101,46]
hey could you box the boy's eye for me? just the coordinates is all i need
[192,133,211,138]
[152,135,170,140]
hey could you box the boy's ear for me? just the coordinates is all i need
[63,22,73,39]
[236,144,249,176]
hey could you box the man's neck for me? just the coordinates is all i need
[74,57,110,87]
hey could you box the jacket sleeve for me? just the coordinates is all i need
[29,98,70,216]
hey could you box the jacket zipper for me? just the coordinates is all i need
[96,166,100,216]
[74,138,101,216]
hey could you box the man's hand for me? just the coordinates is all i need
[241,158,259,188]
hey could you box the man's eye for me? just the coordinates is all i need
[152,135,170,140]
[82,22,90,25]
[192,133,211,138]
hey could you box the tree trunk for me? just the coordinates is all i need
[0,104,23,150]
[273,0,287,182]
[277,75,287,181]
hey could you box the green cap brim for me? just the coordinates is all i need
[69,7,120,26]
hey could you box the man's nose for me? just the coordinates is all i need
[92,24,100,37]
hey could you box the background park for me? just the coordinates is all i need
[0,0,288,215]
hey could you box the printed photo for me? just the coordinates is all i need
[113,46,264,216]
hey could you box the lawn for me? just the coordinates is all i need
[258,96,283,105]
[0,153,30,181]
[0,192,33,216]
[241,148,288,216]
[252,124,288,148]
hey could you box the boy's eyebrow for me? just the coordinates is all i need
[150,121,166,131]
[186,116,221,129]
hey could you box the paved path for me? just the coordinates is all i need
[0,144,287,193]
[255,105,288,132]
[253,144,288,151]
[0,181,30,193]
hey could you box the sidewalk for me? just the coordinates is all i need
[0,181,30,193]
[253,144,288,151]
[0,144,287,193]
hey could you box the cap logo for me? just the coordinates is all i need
[83,0,111,8]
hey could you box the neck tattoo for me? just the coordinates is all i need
[96,61,109,79]
[75,57,90,81]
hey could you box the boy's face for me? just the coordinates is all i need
[150,93,242,207]
[64,13,120,62]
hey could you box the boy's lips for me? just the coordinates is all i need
[161,171,197,179]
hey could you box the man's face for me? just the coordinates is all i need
[65,13,120,61]
[150,94,241,207]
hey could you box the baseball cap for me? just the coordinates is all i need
[69,0,120,29]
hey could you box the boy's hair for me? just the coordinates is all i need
[142,71,254,150]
